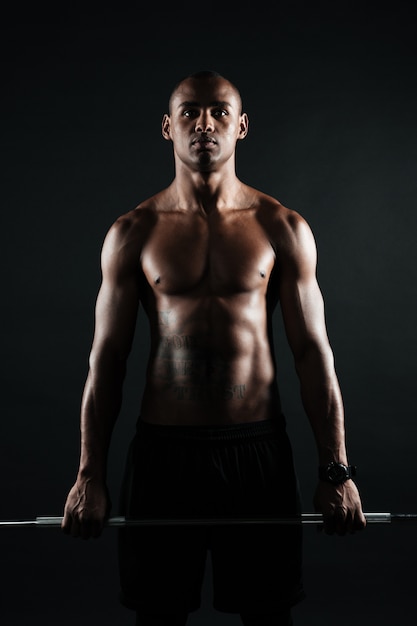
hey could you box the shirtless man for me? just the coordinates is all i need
[62,70,366,626]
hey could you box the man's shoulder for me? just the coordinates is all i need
[251,188,311,244]
[106,191,167,244]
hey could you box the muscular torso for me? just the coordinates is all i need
[135,188,282,425]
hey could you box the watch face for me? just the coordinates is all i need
[327,463,348,483]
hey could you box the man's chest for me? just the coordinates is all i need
[140,211,276,296]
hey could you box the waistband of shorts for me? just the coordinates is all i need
[136,416,287,442]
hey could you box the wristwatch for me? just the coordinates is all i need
[318,462,357,485]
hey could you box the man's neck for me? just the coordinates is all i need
[171,168,243,215]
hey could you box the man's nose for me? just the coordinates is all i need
[195,111,214,133]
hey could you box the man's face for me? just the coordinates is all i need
[162,77,248,173]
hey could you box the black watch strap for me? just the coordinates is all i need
[318,462,357,485]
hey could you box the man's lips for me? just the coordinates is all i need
[191,136,216,147]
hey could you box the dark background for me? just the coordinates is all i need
[1,2,416,624]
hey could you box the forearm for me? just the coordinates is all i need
[294,343,347,465]
[78,348,127,481]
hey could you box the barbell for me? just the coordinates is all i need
[1,512,417,528]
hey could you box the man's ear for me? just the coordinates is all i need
[238,113,249,140]
[162,114,172,141]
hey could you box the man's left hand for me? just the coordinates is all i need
[313,480,367,535]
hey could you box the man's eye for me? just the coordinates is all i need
[183,110,197,117]
[213,109,227,117]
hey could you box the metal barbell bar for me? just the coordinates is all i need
[1,513,417,528]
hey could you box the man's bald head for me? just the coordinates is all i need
[168,70,243,115]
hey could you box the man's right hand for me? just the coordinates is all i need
[61,478,111,539]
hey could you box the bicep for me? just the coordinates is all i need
[92,276,140,360]
[90,223,141,362]
[280,275,329,360]
[278,218,330,360]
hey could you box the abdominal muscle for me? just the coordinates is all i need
[139,294,278,426]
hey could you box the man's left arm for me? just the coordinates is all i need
[277,210,366,535]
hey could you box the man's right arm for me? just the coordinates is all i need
[62,214,141,539]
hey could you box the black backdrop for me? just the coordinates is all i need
[2,3,417,625]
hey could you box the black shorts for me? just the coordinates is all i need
[118,417,305,615]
